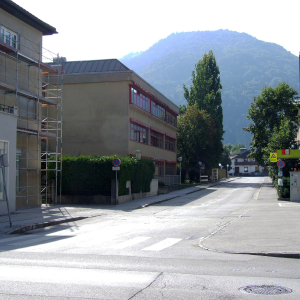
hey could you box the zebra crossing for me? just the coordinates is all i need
[0,232,185,253]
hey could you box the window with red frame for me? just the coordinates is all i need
[150,130,163,148]
[131,87,150,113]
[130,123,148,144]
[165,136,176,152]
[166,111,177,127]
[165,163,176,175]
[151,100,165,121]
[155,161,163,175]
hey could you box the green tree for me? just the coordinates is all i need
[177,105,216,170]
[227,143,246,155]
[221,145,232,171]
[243,82,298,165]
[181,50,224,165]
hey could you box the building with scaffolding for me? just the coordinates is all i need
[49,59,179,185]
[0,0,62,213]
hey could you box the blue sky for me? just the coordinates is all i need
[13,0,300,61]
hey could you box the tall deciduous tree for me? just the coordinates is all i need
[177,105,216,169]
[180,50,224,166]
[243,82,299,165]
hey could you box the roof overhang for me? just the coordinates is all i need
[0,0,57,35]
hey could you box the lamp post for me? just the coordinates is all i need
[135,150,141,160]
[178,157,182,185]
[226,164,229,178]
[198,161,202,184]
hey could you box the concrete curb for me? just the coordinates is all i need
[199,242,300,259]
[8,216,87,234]
[138,179,235,208]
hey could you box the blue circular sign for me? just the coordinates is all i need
[278,160,285,168]
[112,158,121,166]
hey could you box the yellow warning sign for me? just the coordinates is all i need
[270,153,277,162]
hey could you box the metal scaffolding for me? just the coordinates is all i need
[0,21,62,207]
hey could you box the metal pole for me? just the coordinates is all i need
[199,165,201,184]
[115,170,118,206]
[180,161,181,186]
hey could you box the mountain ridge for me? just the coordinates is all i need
[120,30,299,145]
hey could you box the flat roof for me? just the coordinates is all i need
[0,0,57,35]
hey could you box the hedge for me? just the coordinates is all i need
[48,155,155,196]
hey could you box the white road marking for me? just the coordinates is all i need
[113,236,151,249]
[142,238,182,251]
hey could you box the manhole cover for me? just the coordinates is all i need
[239,285,292,295]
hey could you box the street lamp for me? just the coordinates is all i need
[226,164,229,178]
[178,157,182,185]
[198,161,202,184]
[135,150,141,160]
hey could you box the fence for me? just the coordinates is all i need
[154,175,180,186]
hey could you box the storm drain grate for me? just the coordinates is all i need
[239,285,292,295]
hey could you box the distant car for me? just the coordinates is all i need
[228,169,234,175]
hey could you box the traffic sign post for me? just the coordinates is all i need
[277,160,285,198]
[112,158,121,205]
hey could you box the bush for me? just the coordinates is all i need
[48,155,155,196]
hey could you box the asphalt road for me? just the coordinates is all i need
[0,177,299,299]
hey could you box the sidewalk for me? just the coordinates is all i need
[200,177,300,258]
[1,177,299,258]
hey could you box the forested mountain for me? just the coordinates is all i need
[120,30,299,146]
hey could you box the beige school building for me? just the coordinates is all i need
[49,60,179,182]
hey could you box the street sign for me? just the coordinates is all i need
[277,160,285,168]
[270,153,277,162]
[112,158,121,166]
[112,166,120,171]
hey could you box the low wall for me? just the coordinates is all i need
[117,179,158,204]
[60,195,111,205]
[56,179,158,206]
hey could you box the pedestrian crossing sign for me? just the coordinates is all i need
[270,153,277,162]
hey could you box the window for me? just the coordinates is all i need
[0,141,8,200]
[131,87,150,113]
[155,161,163,175]
[129,86,178,127]
[5,31,11,45]
[150,130,163,148]
[0,28,4,42]
[151,101,165,121]
[166,111,177,127]
[0,27,17,49]
[165,136,176,152]
[19,97,36,119]
[244,167,248,172]
[130,123,148,144]
[166,163,176,175]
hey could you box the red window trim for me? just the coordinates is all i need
[131,83,179,117]
[165,133,177,140]
[130,118,150,128]
[150,127,165,135]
